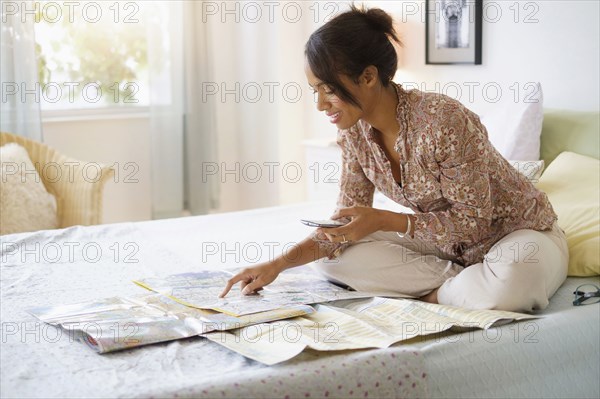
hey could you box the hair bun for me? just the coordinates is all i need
[364,8,394,34]
[353,5,399,44]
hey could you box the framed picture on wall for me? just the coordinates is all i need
[426,0,482,64]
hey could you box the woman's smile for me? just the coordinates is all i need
[327,111,342,124]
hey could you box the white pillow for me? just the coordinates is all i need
[0,143,58,235]
[480,82,544,160]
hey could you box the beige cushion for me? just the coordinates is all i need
[0,143,58,235]
[536,151,600,276]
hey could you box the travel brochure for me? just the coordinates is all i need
[133,269,385,316]
[29,268,538,362]
[29,292,316,353]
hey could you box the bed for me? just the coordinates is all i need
[1,110,599,398]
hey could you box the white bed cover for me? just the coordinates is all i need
[1,201,598,398]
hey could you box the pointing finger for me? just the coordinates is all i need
[219,274,244,298]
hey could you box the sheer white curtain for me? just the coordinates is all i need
[0,0,42,140]
[183,1,220,215]
[146,1,220,218]
[202,2,326,212]
[146,1,184,219]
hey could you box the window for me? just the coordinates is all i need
[34,0,149,111]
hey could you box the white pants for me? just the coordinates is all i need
[310,222,569,312]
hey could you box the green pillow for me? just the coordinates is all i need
[540,110,599,166]
[536,151,600,276]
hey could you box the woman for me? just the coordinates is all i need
[219,5,568,312]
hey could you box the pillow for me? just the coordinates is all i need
[508,160,544,182]
[480,82,544,160]
[540,110,600,166]
[535,151,599,276]
[0,143,58,235]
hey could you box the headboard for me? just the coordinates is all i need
[540,109,600,165]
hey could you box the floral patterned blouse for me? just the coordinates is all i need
[312,82,557,266]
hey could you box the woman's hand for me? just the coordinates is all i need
[317,206,388,244]
[219,262,282,298]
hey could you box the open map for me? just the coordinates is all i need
[134,269,389,316]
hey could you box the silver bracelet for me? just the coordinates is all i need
[396,214,412,239]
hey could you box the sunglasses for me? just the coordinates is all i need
[573,284,600,306]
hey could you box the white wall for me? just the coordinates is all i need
[42,113,152,223]
[373,0,599,119]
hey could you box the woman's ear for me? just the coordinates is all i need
[360,65,379,87]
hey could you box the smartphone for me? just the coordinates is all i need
[300,219,347,228]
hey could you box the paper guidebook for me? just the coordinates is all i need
[133,269,386,316]
[202,297,540,365]
[29,268,539,361]
[28,292,315,353]
[27,268,374,353]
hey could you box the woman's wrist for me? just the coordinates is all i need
[379,210,411,236]
[271,237,323,273]
[271,257,288,273]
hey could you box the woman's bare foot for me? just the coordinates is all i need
[419,287,439,304]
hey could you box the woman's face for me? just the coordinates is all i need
[304,60,365,130]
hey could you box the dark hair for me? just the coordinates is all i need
[305,4,402,108]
